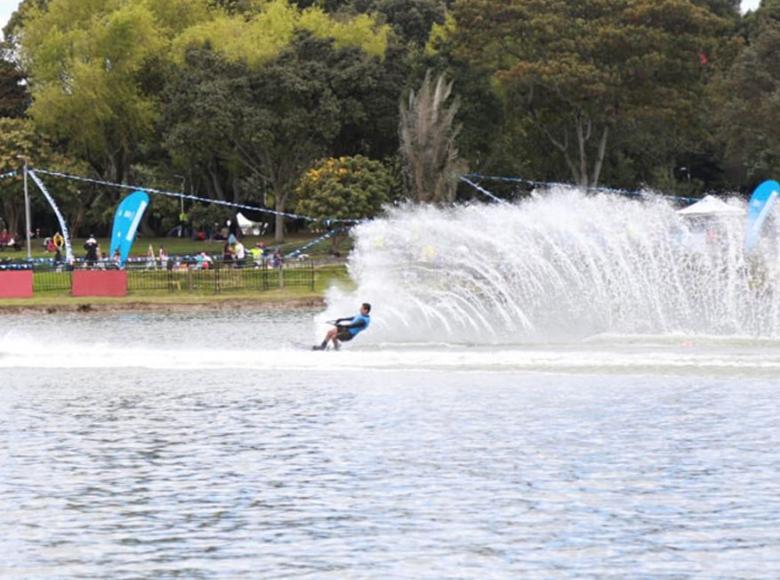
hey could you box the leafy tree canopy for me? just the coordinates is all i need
[173,0,390,66]
[162,34,385,240]
[0,58,30,118]
[19,0,213,181]
[446,0,739,187]
[714,0,780,182]
[0,117,89,236]
[295,155,393,222]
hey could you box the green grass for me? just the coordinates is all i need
[22,232,353,260]
[0,289,324,309]
[0,264,353,308]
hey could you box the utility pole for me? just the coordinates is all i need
[176,175,186,238]
[19,156,32,259]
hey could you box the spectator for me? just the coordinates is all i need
[249,243,265,267]
[178,210,189,238]
[271,248,283,269]
[234,240,246,268]
[222,241,234,265]
[196,251,213,270]
[83,234,98,268]
[145,243,157,270]
[227,218,240,240]
[158,246,169,270]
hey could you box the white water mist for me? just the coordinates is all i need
[323,189,780,342]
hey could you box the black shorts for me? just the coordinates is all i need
[336,327,354,342]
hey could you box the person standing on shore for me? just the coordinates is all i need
[234,240,246,268]
[83,235,98,268]
[145,244,156,270]
[158,246,168,270]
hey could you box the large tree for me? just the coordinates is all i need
[354,0,447,46]
[449,0,736,188]
[163,35,387,241]
[0,118,88,237]
[714,0,780,184]
[160,49,241,206]
[0,58,29,118]
[19,0,213,183]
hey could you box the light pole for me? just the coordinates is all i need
[174,174,185,237]
[17,155,32,259]
[174,174,185,212]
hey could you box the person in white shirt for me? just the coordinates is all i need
[234,240,246,268]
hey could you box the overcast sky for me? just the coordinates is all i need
[0,0,767,40]
[0,1,19,35]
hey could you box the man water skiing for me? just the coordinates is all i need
[314,303,371,350]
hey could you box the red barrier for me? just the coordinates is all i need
[0,270,33,298]
[72,270,128,297]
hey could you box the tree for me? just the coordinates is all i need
[449,0,736,188]
[0,118,88,237]
[399,70,466,203]
[160,49,242,206]
[295,155,394,250]
[163,35,387,241]
[714,0,780,183]
[0,58,29,118]
[355,0,446,46]
[172,0,388,66]
[19,0,213,183]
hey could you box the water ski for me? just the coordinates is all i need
[312,344,339,351]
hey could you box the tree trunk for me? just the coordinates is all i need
[576,119,588,188]
[590,126,609,188]
[5,202,19,237]
[274,187,287,242]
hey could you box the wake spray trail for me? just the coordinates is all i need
[322,189,780,342]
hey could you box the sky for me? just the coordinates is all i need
[0,1,19,35]
[0,0,767,39]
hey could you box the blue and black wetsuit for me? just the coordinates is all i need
[335,313,371,342]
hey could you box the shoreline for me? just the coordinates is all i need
[0,295,326,315]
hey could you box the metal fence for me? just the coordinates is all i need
[18,257,316,295]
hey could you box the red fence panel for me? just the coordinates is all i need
[71,270,128,297]
[0,271,34,298]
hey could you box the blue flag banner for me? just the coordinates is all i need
[110,190,150,267]
[745,180,780,252]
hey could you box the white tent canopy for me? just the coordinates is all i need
[237,212,267,235]
[677,195,745,218]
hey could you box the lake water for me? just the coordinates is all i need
[2,310,780,577]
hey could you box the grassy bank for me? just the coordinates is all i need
[17,233,352,260]
[0,264,354,312]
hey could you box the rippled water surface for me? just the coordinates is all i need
[2,311,780,577]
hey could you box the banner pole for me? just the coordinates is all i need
[22,157,32,260]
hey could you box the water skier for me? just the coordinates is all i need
[314,303,371,350]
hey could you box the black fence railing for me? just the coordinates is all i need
[12,256,317,295]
